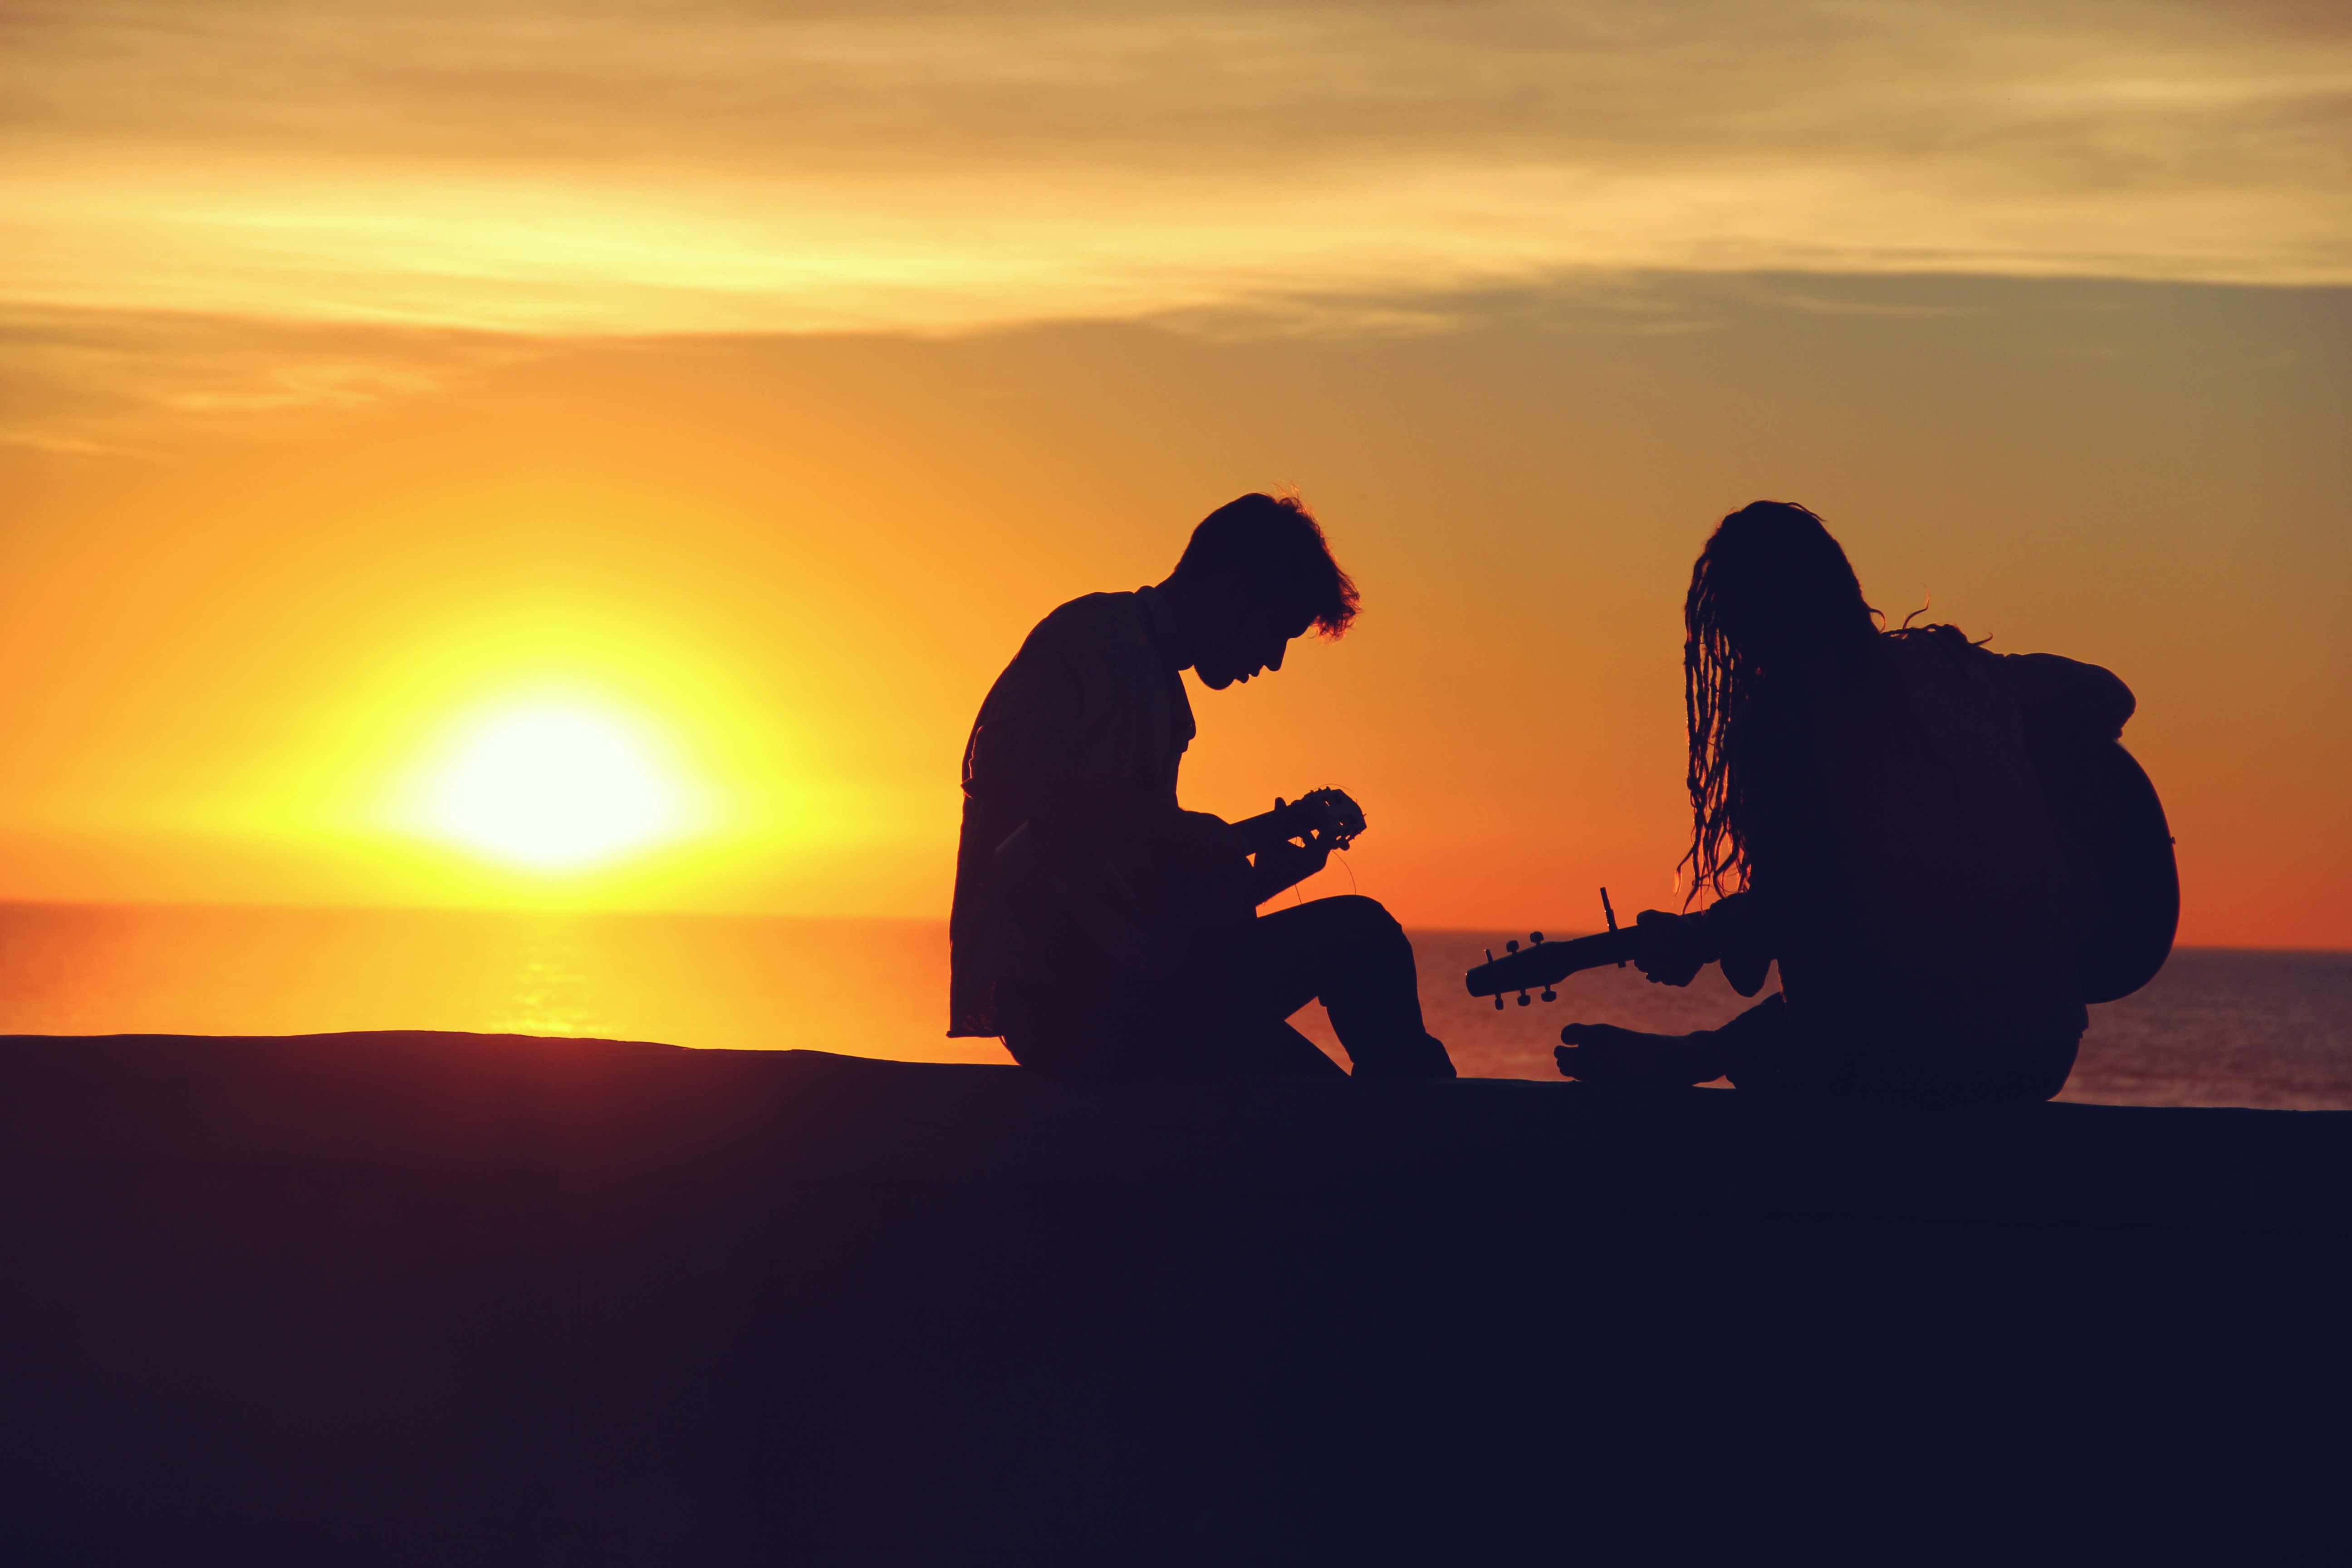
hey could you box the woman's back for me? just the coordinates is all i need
[1750,627,2113,1078]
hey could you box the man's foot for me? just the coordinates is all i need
[1556,1022,1729,1086]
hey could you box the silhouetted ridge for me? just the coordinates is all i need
[2,1032,2343,1565]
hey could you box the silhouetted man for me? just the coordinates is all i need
[948,493,1455,1080]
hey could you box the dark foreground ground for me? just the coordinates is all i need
[2,1033,2347,1567]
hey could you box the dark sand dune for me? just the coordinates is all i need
[2,1032,2345,1565]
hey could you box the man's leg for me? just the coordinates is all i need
[1183,896,1454,1079]
[999,927,1343,1080]
[997,968,1171,1081]
[1163,1014,1351,1078]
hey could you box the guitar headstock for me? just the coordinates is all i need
[1290,786,1366,850]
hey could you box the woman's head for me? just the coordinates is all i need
[1686,502,1876,675]
[1682,502,1878,899]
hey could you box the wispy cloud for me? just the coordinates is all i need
[4,0,2347,340]
[0,307,532,455]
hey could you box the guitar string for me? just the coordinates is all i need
[1293,850,1357,906]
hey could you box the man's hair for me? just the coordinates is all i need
[1173,491,1360,637]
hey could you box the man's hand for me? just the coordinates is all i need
[1247,833,1334,906]
[1288,787,1365,849]
[1633,909,1707,988]
[1239,788,1361,905]
[1233,789,1363,859]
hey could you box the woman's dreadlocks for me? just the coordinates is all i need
[1680,501,1879,904]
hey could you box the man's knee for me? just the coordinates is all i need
[1307,891,1388,925]
[1314,894,1411,955]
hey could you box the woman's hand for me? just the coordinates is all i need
[1633,909,1708,987]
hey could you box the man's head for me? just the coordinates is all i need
[1163,492,1359,690]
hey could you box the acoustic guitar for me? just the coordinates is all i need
[1467,740,2178,1008]
[1001,785,1368,975]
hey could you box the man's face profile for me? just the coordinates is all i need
[1190,577,1310,691]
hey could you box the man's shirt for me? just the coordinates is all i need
[949,587,1196,1038]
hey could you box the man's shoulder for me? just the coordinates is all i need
[1041,588,1141,621]
[1018,590,1152,659]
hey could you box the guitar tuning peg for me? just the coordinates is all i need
[1541,986,1557,1002]
[1506,940,1520,955]
[1516,990,1531,1007]
[1493,995,1504,1011]
[1529,931,1544,945]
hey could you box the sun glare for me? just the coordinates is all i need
[412,700,693,869]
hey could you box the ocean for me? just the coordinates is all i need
[3,902,2347,1108]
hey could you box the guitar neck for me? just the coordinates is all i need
[1463,926,1642,996]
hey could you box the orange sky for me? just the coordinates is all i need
[3,2,2348,948]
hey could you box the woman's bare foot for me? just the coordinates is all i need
[1556,1023,1730,1085]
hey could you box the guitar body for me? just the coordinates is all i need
[2028,735,2179,1004]
[1467,741,2179,1007]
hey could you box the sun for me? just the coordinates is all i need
[411,698,694,869]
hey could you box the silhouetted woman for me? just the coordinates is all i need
[1557,501,2167,1103]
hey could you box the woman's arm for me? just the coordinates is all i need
[1705,890,1777,997]
[1625,890,1776,996]
[1994,651,2136,742]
